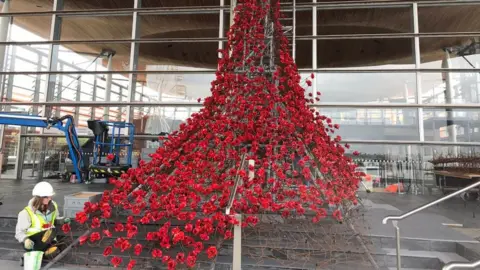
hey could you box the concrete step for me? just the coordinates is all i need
[0,228,471,270]
[0,215,477,269]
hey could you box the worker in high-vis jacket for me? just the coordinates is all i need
[15,181,69,270]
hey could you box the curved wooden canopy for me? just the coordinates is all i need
[8,0,478,72]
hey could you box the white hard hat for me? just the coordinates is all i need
[32,181,55,197]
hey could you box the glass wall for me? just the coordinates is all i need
[0,0,479,194]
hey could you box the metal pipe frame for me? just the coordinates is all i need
[2,68,480,75]
[2,101,480,108]
[218,0,225,57]
[312,0,317,100]
[16,133,480,147]
[412,3,424,143]
[125,0,141,126]
[104,51,114,121]
[3,32,480,46]
[0,0,479,18]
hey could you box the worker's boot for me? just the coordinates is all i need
[23,251,43,270]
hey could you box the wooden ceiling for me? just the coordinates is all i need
[8,0,479,71]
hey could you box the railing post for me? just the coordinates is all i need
[393,220,401,270]
[232,213,242,270]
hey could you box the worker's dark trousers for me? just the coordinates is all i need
[22,229,60,257]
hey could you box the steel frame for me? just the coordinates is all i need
[0,32,480,46]
[2,101,480,108]
[0,0,479,18]
[2,0,480,179]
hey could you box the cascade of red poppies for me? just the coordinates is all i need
[74,0,362,269]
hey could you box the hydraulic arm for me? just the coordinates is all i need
[0,113,85,183]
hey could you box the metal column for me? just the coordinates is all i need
[104,52,114,121]
[312,0,317,100]
[292,0,296,61]
[412,3,424,143]
[230,0,236,28]
[91,59,98,119]
[442,50,458,156]
[218,0,225,58]
[0,0,10,106]
[412,3,426,193]
[0,0,11,167]
[74,74,81,125]
[38,0,64,181]
[54,63,63,118]
[117,87,123,121]
[125,0,141,129]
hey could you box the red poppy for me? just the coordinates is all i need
[127,260,136,270]
[75,211,88,224]
[111,256,122,268]
[186,254,197,267]
[91,217,100,229]
[134,244,143,256]
[151,248,162,258]
[103,246,112,257]
[103,229,112,237]
[207,246,217,259]
[61,223,71,233]
[78,235,88,245]
[89,232,101,243]
[106,153,115,161]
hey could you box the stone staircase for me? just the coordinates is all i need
[1,207,480,270]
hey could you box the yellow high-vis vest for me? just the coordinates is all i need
[23,201,58,236]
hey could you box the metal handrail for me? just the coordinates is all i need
[382,180,480,270]
[443,260,480,270]
[383,180,480,224]
[226,154,246,215]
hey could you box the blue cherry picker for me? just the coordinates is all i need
[0,112,85,183]
[0,113,136,184]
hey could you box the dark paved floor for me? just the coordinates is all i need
[365,192,480,229]
[0,178,110,218]
[1,177,480,244]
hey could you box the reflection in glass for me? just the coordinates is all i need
[320,108,418,141]
[424,109,480,143]
[310,71,416,103]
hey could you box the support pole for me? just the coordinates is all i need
[0,0,10,106]
[125,0,141,132]
[232,213,242,270]
[104,52,114,120]
[442,50,458,156]
[0,0,11,162]
[228,0,236,58]
[412,3,424,143]
[117,87,123,121]
[218,0,225,58]
[74,74,81,124]
[54,63,63,118]
[91,59,98,120]
[312,0,317,100]
[393,221,401,270]
[292,0,296,61]
[38,0,63,181]
[230,0,236,28]
[412,3,425,194]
